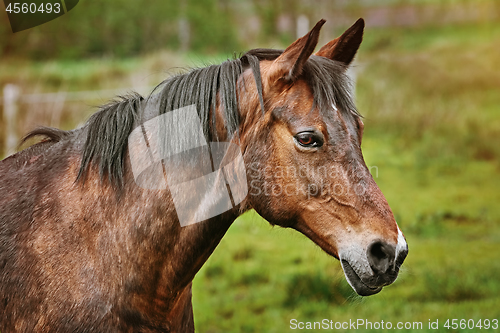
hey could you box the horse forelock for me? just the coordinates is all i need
[243,49,360,122]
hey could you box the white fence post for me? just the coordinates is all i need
[3,84,20,156]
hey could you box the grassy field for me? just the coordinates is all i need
[1,20,499,332]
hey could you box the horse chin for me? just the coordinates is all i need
[341,259,382,296]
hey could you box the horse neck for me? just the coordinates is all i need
[171,209,239,285]
[167,98,254,283]
[122,73,259,289]
[118,148,242,295]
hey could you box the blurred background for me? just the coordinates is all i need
[1,0,499,331]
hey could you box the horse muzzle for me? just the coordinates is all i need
[340,228,408,296]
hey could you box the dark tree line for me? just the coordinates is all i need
[0,0,242,59]
[3,0,489,60]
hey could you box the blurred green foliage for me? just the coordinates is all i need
[358,23,500,162]
[2,0,499,60]
[0,0,241,58]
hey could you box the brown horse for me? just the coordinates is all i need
[0,19,407,332]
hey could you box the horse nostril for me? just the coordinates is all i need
[370,242,387,260]
[367,241,396,275]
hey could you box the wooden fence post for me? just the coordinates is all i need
[3,84,20,156]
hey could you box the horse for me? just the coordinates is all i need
[0,18,408,332]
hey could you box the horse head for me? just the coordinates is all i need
[239,19,408,296]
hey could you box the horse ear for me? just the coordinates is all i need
[268,19,325,83]
[315,18,364,67]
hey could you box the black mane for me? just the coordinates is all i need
[78,94,144,185]
[19,49,358,187]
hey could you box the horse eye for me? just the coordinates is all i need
[294,132,322,148]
